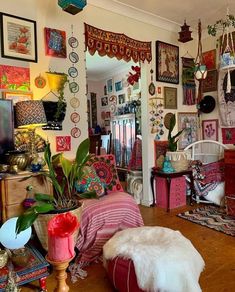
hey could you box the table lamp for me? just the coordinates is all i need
[15,100,47,163]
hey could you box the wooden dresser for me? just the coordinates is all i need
[224,149,235,216]
[0,172,51,222]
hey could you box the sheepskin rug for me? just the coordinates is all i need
[103,226,205,292]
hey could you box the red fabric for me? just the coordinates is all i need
[201,160,225,184]
[106,257,144,292]
[128,138,142,171]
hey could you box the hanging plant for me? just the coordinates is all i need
[208,14,235,37]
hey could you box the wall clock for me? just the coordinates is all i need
[164,87,177,109]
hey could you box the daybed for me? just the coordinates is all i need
[69,154,144,282]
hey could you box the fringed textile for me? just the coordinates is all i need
[182,57,196,105]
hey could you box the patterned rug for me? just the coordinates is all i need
[178,206,235,236]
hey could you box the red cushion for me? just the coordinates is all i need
[106,257,144,292]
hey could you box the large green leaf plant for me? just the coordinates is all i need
[16,138,96,235]
[167,114,184,152]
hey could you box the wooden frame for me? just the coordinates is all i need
[101,96,108,107]
[118,93,125,104]
[164,87,177,109]
[178,112,198,150]
[202,69,218,92]
[0,12,37,62]
[2,91,33,105]
[202,119,218,141]
[156,41,179,84]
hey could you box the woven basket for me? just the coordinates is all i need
[33,204,83,251]
[166,150,191,172]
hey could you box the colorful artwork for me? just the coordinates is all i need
[2,91,32,105]
[178,112,198,149]
[202,70,218,93]
[44,27,67,58]
[202,49,216,70]
[56,136,71,151]
[0,65,30,91]
[202,119,218,141]
[222,128,235,144]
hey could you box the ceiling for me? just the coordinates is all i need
[87,0,235,79]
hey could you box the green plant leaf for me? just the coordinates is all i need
[78,191,98,199]
[15,211,38,235]
[34,203,54,213]
[35,193,54,202]
[61,157,72,178]
[75,138,90,166]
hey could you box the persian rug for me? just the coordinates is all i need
[178,206,235,236]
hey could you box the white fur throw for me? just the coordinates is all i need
[103,227,205,292]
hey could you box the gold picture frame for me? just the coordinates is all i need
[2,91,33,105]
[164,87,177,109]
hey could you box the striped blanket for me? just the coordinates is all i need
[69,192,144,282]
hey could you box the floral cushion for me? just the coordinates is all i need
[87,154,124,193]
[75,166,106,197]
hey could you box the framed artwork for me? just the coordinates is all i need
[154,140,168,169]
[118,94,125,104]
[44,27,67,58]
[178,112,198,149]
[202,70,218,92]
[202,119,218,141]
[164,87,177,109]
[222,128,235,144]
[156,41,179,84]
[0,65,30,91]
[2,91,32,105]
[104,119,110,126]
[202,49,216,70]
[107,79,113,93]
[115,81,123,92]
[101,96,108,107]
[0,13,37,62]
[56,136,71,152]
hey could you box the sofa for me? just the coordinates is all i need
[69,154,144,282]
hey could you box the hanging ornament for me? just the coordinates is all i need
[148,68,156,96]
[34,74,46,88]
[149,97,164,136]
[178,20,193,43]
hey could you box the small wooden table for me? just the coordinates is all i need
[150,167,195,211]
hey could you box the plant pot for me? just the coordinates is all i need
[33,203,83,251]
[166,150,191,172]
[46,72,68,92]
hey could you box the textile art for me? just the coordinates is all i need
[128,138,142,171]
[87,154,123,193]
[84,23,152,63]
[178,206,235,236]
[181,57,196,105]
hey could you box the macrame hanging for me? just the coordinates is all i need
[182,57,196,105]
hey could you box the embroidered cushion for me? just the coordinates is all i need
[75,166,106,197]
[87,154,123,193]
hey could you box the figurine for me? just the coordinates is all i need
[162,156,175,173]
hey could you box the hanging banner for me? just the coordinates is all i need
[181,57,196,105]
[84,23,152,63]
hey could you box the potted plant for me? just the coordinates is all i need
[15,138,96,249]
[165,114,189,172]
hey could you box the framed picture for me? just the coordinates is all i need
[56,136,71,152]
[115,81,123,92]
[118,94,125,104]
[164,87,177,109]
[101,96,108,107]
[222,128,235,144]
[202,49,216,70]
[154,140,168,169]
[104,119,110,126]
[107,79,113,93]
[0,65,30,91]
[0,13,37,62]
[202,119,218,141]
[202,70,218,92]
[2,91,33,105]
[156,41,179,84]
[44,27,67,58]
[178,112,198,149]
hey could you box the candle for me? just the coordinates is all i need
[47,212,79,262]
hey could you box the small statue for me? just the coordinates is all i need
[162,156,175,173]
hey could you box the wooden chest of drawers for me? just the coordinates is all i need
[0,172,51,222]
[224,149,235,217]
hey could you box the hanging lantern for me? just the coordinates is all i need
[178,20,193,43]
[58,0,87,15]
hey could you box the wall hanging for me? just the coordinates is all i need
[44,27,67,58]
[178,20,193,43]
[0,65,30,91]
[149,97,164,139]
[181,57,196,105]
[84,23,152,63]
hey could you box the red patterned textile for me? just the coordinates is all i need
[84,23,152,63]
[128,138,142,171]
[201,160,225,184]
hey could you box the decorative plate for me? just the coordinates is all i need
[69,52,79,63]
[68,36,79,48]
[70,97,80,109]
[69,82,79,93]
[110,104,116,113]
[149,82,156,96]
[34,75,46,88]
[68,67,78,78]
[70,112,80,123]
[71,127,81,138]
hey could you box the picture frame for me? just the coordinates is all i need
[44,27,67,58]
[202,49,216,70]
[118,93,125,104]
[0,12,37,62]
[164,87,177,109]
[56,136,71,152]
[115,80,123,92]
[154,140,168,169]
[107,79,113,93]
[202,69,218,92]
[101,96,108,107]
[178,112,198,149]
[202,119,218,141]
[156,41,179,84]
[0,65,30,91]
[2,91,33,105]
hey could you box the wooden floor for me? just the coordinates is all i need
[22,204,235,292]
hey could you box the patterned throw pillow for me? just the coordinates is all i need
[75,166,106,197]
[87,154,124,193]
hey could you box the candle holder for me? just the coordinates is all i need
[46,255,74,292]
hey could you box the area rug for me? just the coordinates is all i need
[178,206,235,236]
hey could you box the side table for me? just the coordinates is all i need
[150,167,195,211]
[0,244,49,291]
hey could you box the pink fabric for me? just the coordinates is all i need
[69,192,144,282]
[201,160,225,184]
